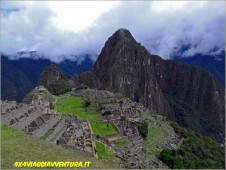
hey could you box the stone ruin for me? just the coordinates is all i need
[58,115,97,157]
[71,89,152,167]
[109,116,148,168]
[113,117,139,138]
[1,98,97,157]
[1,100,62,139]
[1,87,180,168]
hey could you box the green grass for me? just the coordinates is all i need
[57,96,84,108]
[75,112,102,121]
[55,96,101,121]
[40,129,54,140]
[50,125,67,142]
[1,125,117,169]
[91,122,118,137]
[96,141,113,162]
[114,140,129,147]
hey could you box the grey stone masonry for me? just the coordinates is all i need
[46,119,65,142]
[10,107,44,130]
[1,100,17,113]
[32,115,60,138]
[53,126,67,144]
[1,104,34,126]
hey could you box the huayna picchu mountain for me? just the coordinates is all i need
[93,28,225,143]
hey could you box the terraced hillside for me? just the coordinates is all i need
[53,93,101,121]
[0,87,190,169]
[1,125,117,169]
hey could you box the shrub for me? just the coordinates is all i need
[137,121,148,139]
[159,122,225,169]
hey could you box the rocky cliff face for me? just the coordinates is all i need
[151,57,225,142]
[78,71,102,89]
[93,29,172,119]
[93,29,225,143]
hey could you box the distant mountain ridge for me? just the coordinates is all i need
[1,47,224,103]
[172,51,225,85]
[1,54,93,101]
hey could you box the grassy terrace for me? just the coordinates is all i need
[91,122,118,137]
[141,111,174,153]
[96,141,113,162]
[114,140,129,147]
[40,129,54,140]
[54,94,101,121]
[52,93,118,163]
[1,125,116,169]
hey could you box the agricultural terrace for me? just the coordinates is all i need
[54,93,119,137]
[95,141,114,162]
[91,122,118,137]
[52,92,121,163]
[54,93,101,121]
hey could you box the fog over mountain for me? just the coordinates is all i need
[1,1,225,62]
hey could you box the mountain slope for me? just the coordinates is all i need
[1,54,93,101]
[38,64,73,95]
[94,29,172,118]
[173,51,225,85]
[1,56,34,101]
[93,28,225,143]
[1,125,117,169]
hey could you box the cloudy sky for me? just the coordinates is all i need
[1,1,225,62]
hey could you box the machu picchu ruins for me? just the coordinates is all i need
[1,5,225,168]
[1,85,182,169]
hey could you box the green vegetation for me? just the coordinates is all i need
[114,140,129,147]
[50,102,55,110]
[96,141,113,162]
[1,125,116,169]
[50,125,66,142]
[47,79,73,95]
[141,111,174,151]
[55,95,101,121]
[40,129,54,140]
[158,122,225,169]
[84,100,91,108]
[136,121,148,139]
[166,95,200,132]
[91,122,118,137]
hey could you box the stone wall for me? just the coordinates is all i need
[1,104,31,125]
[10,107,44,130]
[1,100,17,113]
[32,115,60,138]
[46,119,65,142]
[53,126,67,144]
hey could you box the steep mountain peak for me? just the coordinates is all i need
[40,64,63,77]
[107,28,137,45]
[94,28,149,73]
[48,64,58,70]
[93,29,225,143]
[116,28,134,41]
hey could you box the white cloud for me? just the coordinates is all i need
[1,1,225,62]
[48,1,118,32]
